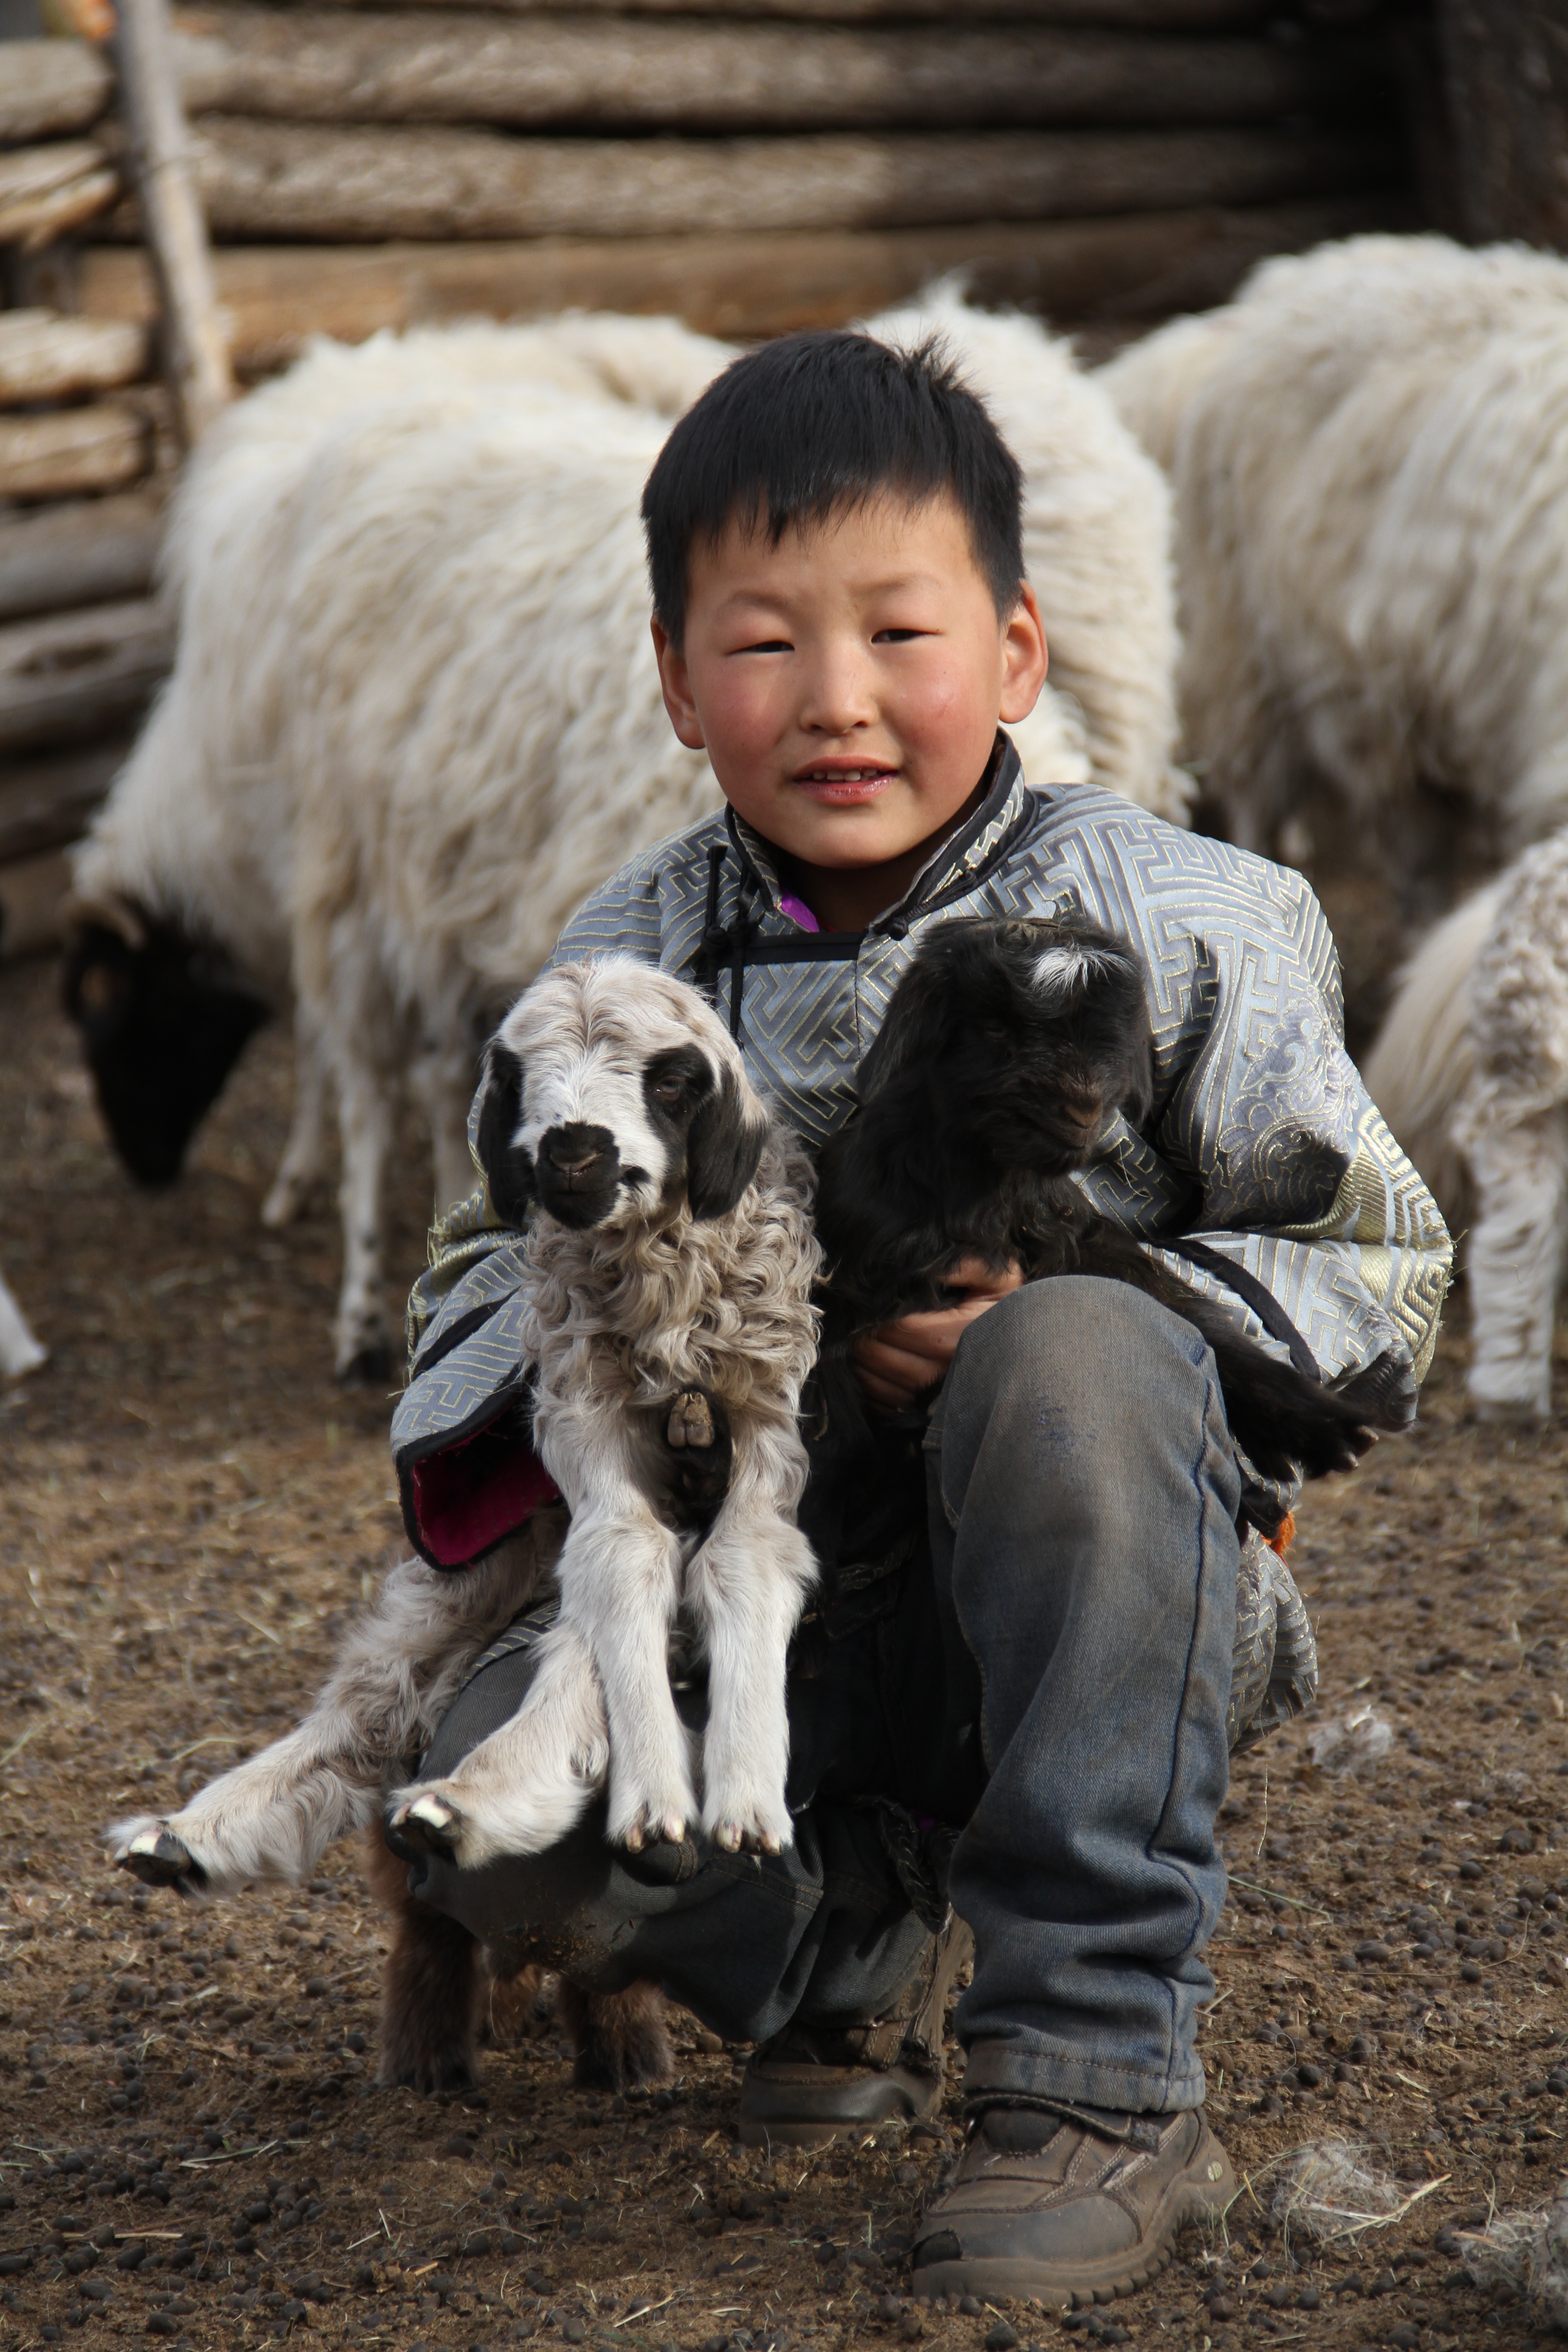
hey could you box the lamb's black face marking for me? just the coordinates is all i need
[475,1040,536,1227]
[535,1122,622,1230]
[642,1044,768,1222]
[62,917,270,1187]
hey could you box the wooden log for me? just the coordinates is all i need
[77,197,1407,361]
[0,140,120,248]
[0,740,128,865]
[0,847,74,963]
[318,0,1278,25]
[1439,0,1568,246]
[97,119,1396,243]
[165,8,1391,135]
[0,405,152,501]
[0,39,115,144]
[115,0,234,444]
[0,311,149,405]
[0,598,173,759]
[0,492,164,626]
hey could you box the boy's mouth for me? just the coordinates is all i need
[792,761,899,804]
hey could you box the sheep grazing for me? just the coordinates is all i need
[810,916,1415,1546]
[66,296,1185,1380]
[110,1509,672,2095]
[1101,233,1568,910]
[1366,831,1568,1421]
[389,957,821,1867]
[0,1267,46,1379]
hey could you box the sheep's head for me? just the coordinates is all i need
[61,901,270,1186]
[854,913,1154,1176]
[476,957,769,1234]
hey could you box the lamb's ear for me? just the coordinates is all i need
[686,1064,769,1220]
[475,1039,535,1229]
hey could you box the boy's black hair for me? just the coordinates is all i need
[641,329,1025,646]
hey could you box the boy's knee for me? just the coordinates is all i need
[948,1274,1214,1424]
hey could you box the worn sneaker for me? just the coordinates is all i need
[911,2097,1234,2307]
[737,1915,973,2147]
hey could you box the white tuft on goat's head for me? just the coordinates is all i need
[476,958,770,1233]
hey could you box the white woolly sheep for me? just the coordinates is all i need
[1366,829,1568,1421]
[390,957,822,1865]
[1101,233,1568,893]
[68,296,1183,1380]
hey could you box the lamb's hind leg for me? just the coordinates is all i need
[333,1051,396,1386]
[109,1551,524,1896]
[363,1829,484,2093]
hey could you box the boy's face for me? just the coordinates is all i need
[652,491,1048,882]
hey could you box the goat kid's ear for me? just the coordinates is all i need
[475,1040,535,1228]
[855,956,954,1099]
[686,1065,768,1220]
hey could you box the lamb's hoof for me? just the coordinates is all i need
[338,1339,393,1389]
[704,1803,793,1858]
[115,1827,203,1895]
[387,1793,463,1864]
[666,1391,715,1450]
[618,1804,688,1854]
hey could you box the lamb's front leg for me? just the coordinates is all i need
[689,1443,817,1856]
[392,1493,694,1862]
[108,1546,539,1895]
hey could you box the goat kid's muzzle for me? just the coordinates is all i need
[534,1121,627,1229]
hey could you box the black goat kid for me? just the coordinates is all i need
[810,916,1412,1534]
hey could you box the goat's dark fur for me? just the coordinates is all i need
[810,916,1412,1536]
[362,1831,673,2096]
[62,914,270,1185]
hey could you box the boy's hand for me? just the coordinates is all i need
[852,1256,1024,1411]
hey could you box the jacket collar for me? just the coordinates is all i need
[724,733,1033,936]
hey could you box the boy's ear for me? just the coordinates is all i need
[686,1063,768,1220]
[651,616,708,752]
[475,1039,535,1229]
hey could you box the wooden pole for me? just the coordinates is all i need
[113,0,232,446]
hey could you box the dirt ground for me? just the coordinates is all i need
[3,947,1568,2352]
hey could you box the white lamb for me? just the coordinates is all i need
[69,297,1184,1379]
[1366,832,1568,1421]
[1100,233,1568,882]
[112,957,821,1880]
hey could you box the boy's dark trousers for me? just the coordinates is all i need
[398,1275,1240,2121]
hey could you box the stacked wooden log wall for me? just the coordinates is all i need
[0,35,176,956]
[1,0,1422,951]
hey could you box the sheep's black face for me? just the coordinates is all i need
[856,916,1154,1179]
[61,919,270,1187]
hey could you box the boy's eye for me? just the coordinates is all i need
[733,638,791,655]
[872,628,925,644]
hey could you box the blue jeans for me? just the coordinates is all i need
[403,1278,1240,2115]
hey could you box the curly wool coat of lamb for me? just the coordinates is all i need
[110,957,819,2087]
[66,296,1186,1382]
[389,956,822,1869]
[1101,233,1568,902]
[1366,828,1568,1421]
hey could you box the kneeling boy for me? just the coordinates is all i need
[389,328,1448,2305]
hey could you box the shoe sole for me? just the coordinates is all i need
[912,2124,1235,2309]
[737,2069,944,2149]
